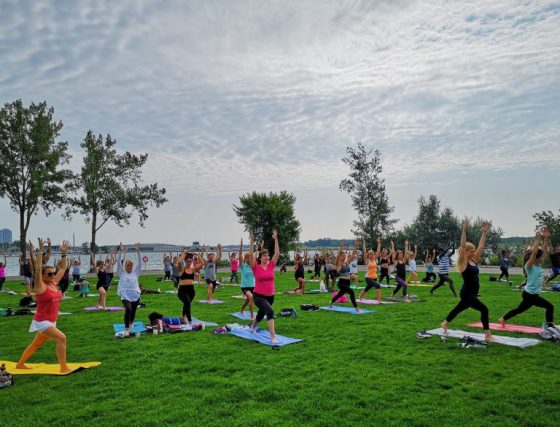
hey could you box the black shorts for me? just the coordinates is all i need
[295,273,305,280]
[96,283,109,291]
[72,274,80,282]
[241,287,255,295]
[206,279,218,286]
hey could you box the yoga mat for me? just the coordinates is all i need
[357,298,394,305]
[84,306,124,312]
[163,290,177,294]
[425,328,541,348]
[230,312,255,320]
[113,321,147,334]
[382,297,424,303]
[319,306,374,315]
[467,322,547,335]
[408,283,435,287]
[2,361,101,375]
[231,295,246,299]
[199,300,224,304]
[228,326,303,347]
[191,317,218,327]
[87,294,99,297]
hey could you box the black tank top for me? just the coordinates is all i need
[396,262,406,279]
[180,269,195,280]
[461,263,479,295]
[296,263,304,275]
[380,257,389,266]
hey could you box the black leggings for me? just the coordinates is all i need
[122,299,140,328]
[178,285,196,322]
[59,279,69,294]
[446,292,489,329]
[331,279,358,308]
[254,293,275,323]
[430,274,457,296]
[164,270,171,280]
[364,277,380,292]
[378,267,391,284]
[422,272,436,283]
[229,271,239,283]
[0,278,5,291]
[499,267,509,281]
[312,266,321,279]
[392,276,408,297]
[503,291,554,326]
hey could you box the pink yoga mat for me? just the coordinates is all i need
[357,298,393,305]
[83,306,125,312]
[468,322,542,334]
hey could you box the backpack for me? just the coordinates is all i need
[300,304,320,311]
[278,307,298,317]
[14,308,32,316]
[19,296,34,307]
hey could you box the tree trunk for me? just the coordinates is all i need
[90,213,97,272]
[19,211,26,275]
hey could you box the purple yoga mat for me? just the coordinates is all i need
[83,306,125,311]
[357,298,394,305]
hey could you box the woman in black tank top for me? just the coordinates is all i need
[176,251,205,324]
[442,220,494,342]
[292,250,308,294]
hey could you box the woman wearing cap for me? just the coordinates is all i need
[16,239,71,373]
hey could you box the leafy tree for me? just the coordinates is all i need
[0,100,73,269]
[66,131,167,254]
[339,144,397,247]
[465,217,503,253]
[533,209,560,247]
[233,191,301,260]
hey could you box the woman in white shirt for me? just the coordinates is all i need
[117,242,142,336]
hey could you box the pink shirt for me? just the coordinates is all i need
[0,266,5,278]
[231,258,239,271]
[252,261,275,295]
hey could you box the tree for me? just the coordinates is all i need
[465,217,503,252]
[339,144,397,248]
[533,209,560,247]
[66,131,167,254]
[0,100,73,269]
[233,191,301,259]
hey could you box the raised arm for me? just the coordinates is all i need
[390,240,395,259]
[474,222,489,263]
[424,250,429,264]
[346,239,359,263]
[248,231,256,267]
[527,230,542,267]
[43,238,52,263]
[457,220,468,271]
[542,228,550,258]
[238,238,243,261]
[53,241,70,284]
[116,242,124,275]
[215,244,222,264]
[362,239,367,261]
[194,253,206,272]
[30,240,45,294]
[404,240,409,258]
[134,243,142,275]
[413,244,417,259]
[271,230,280,265]
[375,236,381,259]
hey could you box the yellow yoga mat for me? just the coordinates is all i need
[1,361,101,375]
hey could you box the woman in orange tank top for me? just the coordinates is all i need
[358,236,383,303]
[16,239,72,374]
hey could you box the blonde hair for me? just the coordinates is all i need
[243,253,252,264]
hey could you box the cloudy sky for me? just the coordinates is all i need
[0,0,559,246]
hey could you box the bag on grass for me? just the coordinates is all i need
[489,276,497,282]
[551,284,560,292]
[14,308,32,316]
[279,307,298,317]
[19,296,34,307]
[300,304,320,311]
[0,365,14,389]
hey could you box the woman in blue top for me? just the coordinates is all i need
[239,236,256,320]
[500,228,555,329]
[442,220,494,342]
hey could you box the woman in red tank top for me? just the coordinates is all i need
[16,239,72,374]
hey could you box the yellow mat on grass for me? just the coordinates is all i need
[1,361,101,375]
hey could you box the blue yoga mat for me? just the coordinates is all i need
[113,321,147,334]
[199,300,224,304]
[319,306,375,315]
[192,317,218,327]
[228,326,303,347]
[230,312,255,320]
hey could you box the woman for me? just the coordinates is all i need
[498,250,510,282]
[406,241,419,284]
[250,229,280,342]
[176,250,205,325]
[329,240,361,313]
[358,236,382,303]
[16,239,71,373]
[312,253,322,279]
[117,242,142,336]
[499,229,556,329]
[19,255,33,295]
[390,241,410,302]
[442,220,493,342]
[292,250,308,294]
[71,258,81,284]
[95,260,109,310]
[421,249,437,283]
[430,243,457,296]
[0,255,6,291]
[229,252,240,284]
[105,251,116,287]
[163,254,172,282]
[378,248,392,285]
[239,237,256,319]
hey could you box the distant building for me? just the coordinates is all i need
[0,229,12,244]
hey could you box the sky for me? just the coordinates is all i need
[0,0,559,246]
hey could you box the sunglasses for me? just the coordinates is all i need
[46,272,56,277]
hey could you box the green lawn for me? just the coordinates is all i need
[0,272,559,427]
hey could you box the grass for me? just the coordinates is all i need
[0,271,559,427]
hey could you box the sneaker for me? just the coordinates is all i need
[416,330,432,339]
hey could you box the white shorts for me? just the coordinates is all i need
[29,320,56,333]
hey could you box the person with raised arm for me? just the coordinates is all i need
[545,244,560,286]
[499,228,556,331]
[95,259,109,310]
[292,249,308,294]
[41,238,52,264]
[239,236,256,319]
[71,257,81,285]
[421,249,437,283]
[17,239,71,373]
[202,244,222,303]
[0,254,6,291]
[390,240,410,302]
[163,253,173,282]
[250,229,280,343]
[430,243,457,297]
[329,240,361,312]
[20,254,34,295]
[406,242,419,284]
[116,242,142,336]
[229,250,240,284]
[358,236,383,303]
[176,249,205,324]
[498,249,510,282]
[312,252,322,279]
[378,245,392,286]
[442,220,494,342]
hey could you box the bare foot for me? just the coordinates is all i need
[271,336,279,343]
[390,295,396,301]
[60,365,72,374]
[498,317,506,327]
[251,323,257,333]
[328,304,333,308]
[484,332,495,342]
[441,320,449,334]
[15,363,31,369]
[355,307,361,313]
